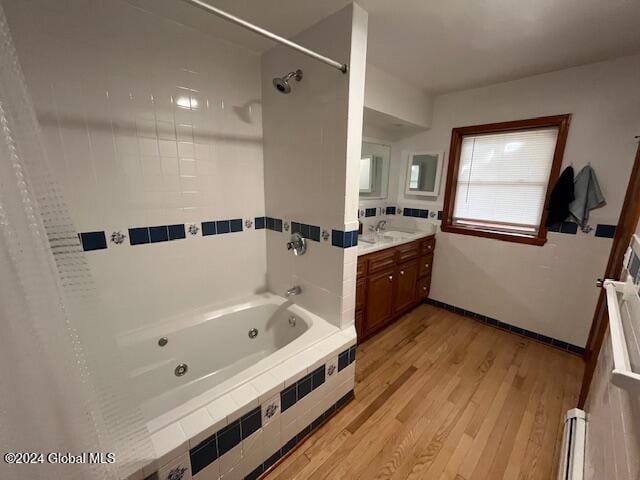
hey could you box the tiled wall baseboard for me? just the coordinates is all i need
[424,298,585,356]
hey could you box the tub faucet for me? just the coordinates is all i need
[286,286,302,297]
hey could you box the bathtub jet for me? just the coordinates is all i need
[273,69,303,94]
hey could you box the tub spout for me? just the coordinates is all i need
[286,286,302,297]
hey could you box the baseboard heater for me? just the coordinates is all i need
[558,408,586,480]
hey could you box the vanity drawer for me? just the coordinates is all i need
[421,237,436,255]
[357,256,368,279]
[419,254,433,278]
[368,248,396,274]
[396,240,420,263]
[417,276,431,300]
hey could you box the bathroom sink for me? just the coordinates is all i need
[382,230,416,240]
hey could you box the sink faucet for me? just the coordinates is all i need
[286,286,302,297]
[369,220,387,233]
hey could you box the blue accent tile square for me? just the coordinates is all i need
[301,223,310,239]
[168,224,186,240]
[216,220,230,234]
[297,374,312,400]
[230,218,243,233]
[217,420,241,456]
[311,416,324,431]
[129,227,150,245]
[263,450,282,471]
[240,407,262,439]
[365,208,376,217]
[437,210,443,220]
[537,334,553,345]
[595,224,616,238]
[336,390,353,408]
[349,345,357,364]
[273,218,283,232]
[510,325,525,335]
[338,350,349,371]
[419,209,428,218]
[255,217,266,230]
[297,425,312,443]
[309,225,321,242]
[149,226,169,243]
[281,385,296,412]
[189,436,218,475]
[266,217,275,230]
[332,230,345,248]
[386,206,396,215]
[201,221,216,236]
[547,222,562,232]
[403,208,412,217]
[496,321,510,331]
[311,366,325,390]
[560,222,578,234]
[524,330,538,340]
[291,222,301,234]
[80,231,107,251]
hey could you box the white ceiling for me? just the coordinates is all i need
[129,0,640,94]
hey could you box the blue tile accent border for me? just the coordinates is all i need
[337,345,356,372]
[595,224,616,238]
[403,208,429,218]
[80,231,107,251]
[255,216,266,230]
[189,406,262,476]
[292,221,321,242]
[332,230,358,248]
[365,208,377,217]
[254,390,355,480]
[266,217,283,232]
[280,365,327,413]
[424,298,585,357]
[386,206,396,215]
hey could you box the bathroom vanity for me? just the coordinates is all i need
[356,231,435,341]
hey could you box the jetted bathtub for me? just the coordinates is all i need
[120,293,340,433]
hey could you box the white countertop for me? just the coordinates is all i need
[357,225,436,256]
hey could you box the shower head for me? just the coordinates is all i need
[272,69,303,94]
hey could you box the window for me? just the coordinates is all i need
[441,114,571,245]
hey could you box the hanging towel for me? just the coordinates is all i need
[569,165,606,227]
[546,166,574,226]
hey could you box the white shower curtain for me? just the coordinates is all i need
[0,3,151,479]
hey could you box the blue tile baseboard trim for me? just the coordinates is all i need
[189,405,263,475]
[332,230,358,248]
[292,221,321,242]
[247,390,355,480]
[281,365,326,413]
[424,298,585,356]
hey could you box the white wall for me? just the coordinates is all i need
[262,3,367,328]
[585,232,640,479]
[364,63,432,128]
[386,55,640,346]
[5,0,267,335]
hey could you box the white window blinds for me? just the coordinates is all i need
[453,127,559,235]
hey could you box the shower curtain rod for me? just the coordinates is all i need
[181,0,349,74]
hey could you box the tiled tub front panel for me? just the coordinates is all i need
[144,335,356,480]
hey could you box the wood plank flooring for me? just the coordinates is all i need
[264,303,584,480]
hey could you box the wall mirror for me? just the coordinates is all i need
[405,151,443,196]
[360,141,390,199]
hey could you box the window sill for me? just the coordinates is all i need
[440,223,547,246]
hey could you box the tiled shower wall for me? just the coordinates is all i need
[261,4,368,328]
[6,0,267,334]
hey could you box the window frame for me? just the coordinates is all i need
[441,114,571,246]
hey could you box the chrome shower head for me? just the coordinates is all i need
[272,69,303,94]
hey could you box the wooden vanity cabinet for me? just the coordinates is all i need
[355,236,435,341]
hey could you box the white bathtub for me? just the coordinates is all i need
[120,293,340,433]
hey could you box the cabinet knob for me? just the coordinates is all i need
[428,245,432,250]
[388,275,393,281]
[425,264,429,268]
[423,286,427,291]
[400,270,405,275]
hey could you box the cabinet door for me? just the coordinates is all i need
[356,278,366,312]
[417,276,431,301]
[419,253,433,278]
[366,268,395,333]
[394,260,418,313]
[355,310,365,340]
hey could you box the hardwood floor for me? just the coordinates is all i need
[264,304,584,480]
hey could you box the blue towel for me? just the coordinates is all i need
[569,165,605,227]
